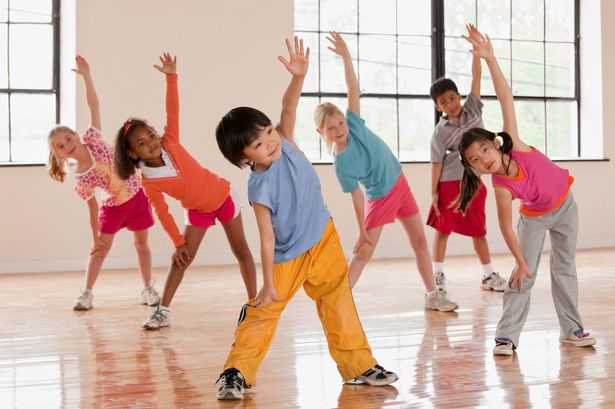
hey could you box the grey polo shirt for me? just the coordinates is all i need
[430,94,484,182]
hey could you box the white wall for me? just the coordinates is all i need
[1,0,613,274]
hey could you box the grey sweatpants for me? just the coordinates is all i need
[495,191,584,347]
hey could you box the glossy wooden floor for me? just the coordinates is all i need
[1,248,614,408]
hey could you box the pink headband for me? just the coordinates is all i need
[122,122,133,136]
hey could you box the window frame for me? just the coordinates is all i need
[0,0,60,166]
[296,0,583,163]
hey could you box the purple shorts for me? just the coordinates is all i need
[364,172,420,230]
[98,189,154,234]
[184,189,241,229]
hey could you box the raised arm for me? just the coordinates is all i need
[464,28,529,151]
[466,24,482,100]
[327,31,359,115]
[154,53,179,142]
[73,56,101,130]
[277,36,309,147]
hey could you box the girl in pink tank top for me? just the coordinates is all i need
[452,27,595,355]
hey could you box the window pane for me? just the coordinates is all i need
[515,100,545,152]
[477,0,509,39]
[398,0,430,36]
[9,24,53,89]
[481,99,503,133]
[444,0,476,38]
[359,0,395,34]
[511,0,543,41]
[10,93,55,162]
[444,37,473,94]
[546,0,574,42]
[358,34,396,94]
[0,0,7,22]
[0,93,8,161]
[295,0,318,31]
[320,33,357,93]
[398,36,431,94]
[298,32,319,93]
[361,97,398,155]
[296,97,323,161]
[398,99,433,161]
[512,41,544,97]
[320,0,357,32]
[481,39,510,96]
[9,0,52,23]
[547,101,577,158]
[546,43,574,98]
[0,24,6,87]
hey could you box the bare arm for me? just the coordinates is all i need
[327,31,359,115]
[430,162,443,216]
[467,24,482,100]
[494,187,533,290]
[86,197,100,241]
[350,187,375,253]
[252,203,279,307]
[73,56,101,131]
[464,29,530,152]
[277,37,309,148]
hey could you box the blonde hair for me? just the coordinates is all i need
[313,102,344,152]
[47,125,74,183]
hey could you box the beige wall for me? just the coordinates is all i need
[1,0,613,274]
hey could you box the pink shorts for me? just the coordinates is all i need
[98,189,154,234]
[426,179,487,237]
[185,189,241,229]
[364,172,419,230]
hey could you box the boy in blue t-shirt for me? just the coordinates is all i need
[213,36,398,401]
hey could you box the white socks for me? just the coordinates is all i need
[481,263,494,278]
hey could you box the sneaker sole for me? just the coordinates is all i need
[493,348,513,356]
[560,338,596,347]
[424,304,458,312]
[480,284,506,292]
[73,305,92,311]
[217,391,243,400]
[143,322,170,330]
[344,374,399,386]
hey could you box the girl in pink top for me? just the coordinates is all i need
[47,56,159,311]
[114,53,257,330]
[455,28,595,355]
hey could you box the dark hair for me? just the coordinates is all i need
[114,118,156,180]
[430,77,459,103]
[215,107,272,168]
[453,128,513,214]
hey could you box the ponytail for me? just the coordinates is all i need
[47,150,67,182]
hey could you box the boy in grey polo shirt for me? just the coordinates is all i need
[426,24,506,297]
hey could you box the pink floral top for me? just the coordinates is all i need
[74,127,142,207]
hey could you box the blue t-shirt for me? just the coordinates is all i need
[248,139,330,263]
[333,111,402,200]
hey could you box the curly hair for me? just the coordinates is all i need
[114,118,156,180]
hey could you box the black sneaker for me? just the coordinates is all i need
[216,368,246,400]
[345,365,398,386]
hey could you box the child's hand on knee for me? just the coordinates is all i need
[252,284,279,308]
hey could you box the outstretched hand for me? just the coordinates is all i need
[154,52,177,75]
[278,36,309,77]
[462,25,494,60]
[71,55,90,77]
[326,31,351,59]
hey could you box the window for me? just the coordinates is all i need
[294,0,580,162]
[0,0,59,164]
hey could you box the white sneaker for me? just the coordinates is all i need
[73,289,93,310]
[434,271,447,292]
[140,284,161,306]
[493,339,514,356]
[143,306,171,330]
[481,272,507,292]
[344,365,398,386]
[560,330,596,347]
[217,368,246,400]
[424,290,458,312]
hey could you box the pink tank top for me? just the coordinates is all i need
[492,147,573,217]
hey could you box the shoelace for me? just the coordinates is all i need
[216,369,244,388]
[150,308,167,323]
